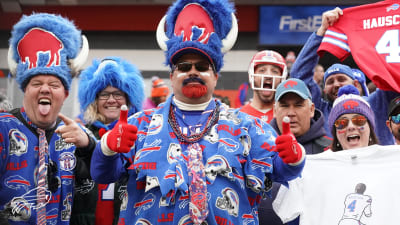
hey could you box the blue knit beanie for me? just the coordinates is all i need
[352,68,369,97]
[323,63,354,84]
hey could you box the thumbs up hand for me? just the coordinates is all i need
[104,105,137,153]
[275,116,304,165]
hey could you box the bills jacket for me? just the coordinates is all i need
[0,108,95,225]
[91,96,304,225]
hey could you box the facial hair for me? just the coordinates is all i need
[182,77,207,98]
[182,84,207,98]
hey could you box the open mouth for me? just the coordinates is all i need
[262,82,272,89]
[347,134,360,143]
[38,98,51,115]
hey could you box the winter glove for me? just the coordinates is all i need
[103,105,137,153]
[275,116,304,165]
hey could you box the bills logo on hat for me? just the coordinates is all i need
[342,100,359,110]
[175,4,214,44]
[8,13,89,91]
[283,80,298,88]
[156,0,238,73]
[18,28,63,69]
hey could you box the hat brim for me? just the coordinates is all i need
[170,47,214,65]
[276,90,310,101]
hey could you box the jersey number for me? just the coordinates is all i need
[347,200,356,212]
[376,29,400,63]
[102,183,115,200]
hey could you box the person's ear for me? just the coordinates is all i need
[353,80,362,94]
[386,120,392,131]
[310,102,315,118]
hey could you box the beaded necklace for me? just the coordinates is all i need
[168,100,220,143]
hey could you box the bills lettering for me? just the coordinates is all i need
[6,160,27,170]
[215,215,234,225]
[132,162,157,170]
[158,213,174,222]
[217,124,241,136]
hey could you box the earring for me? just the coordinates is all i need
[336,142,340,147]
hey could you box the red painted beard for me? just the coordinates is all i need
[182,84,208,98]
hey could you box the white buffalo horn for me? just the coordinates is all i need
[221,13,238,53]
[69,34,89,77]
[156,15,169,51]
[7,45,18,76]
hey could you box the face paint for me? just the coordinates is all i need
[200,72,211,77]
[337,129,346,134]
[182,84,207,98]
[177,72,187,78]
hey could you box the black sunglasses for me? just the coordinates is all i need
[173,61,214,72]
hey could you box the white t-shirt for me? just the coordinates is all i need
[273,145,400,225]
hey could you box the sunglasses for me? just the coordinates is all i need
[173,61,214,72]
[391,113,400,124]
[334,114,367,130]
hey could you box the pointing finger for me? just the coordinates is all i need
[58,113,74,125]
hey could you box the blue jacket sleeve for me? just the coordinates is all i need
[367,89,400,145]
[290,32,326,110]
[90,142,127,184]
[290,32,333,136]
[270,154,305,187]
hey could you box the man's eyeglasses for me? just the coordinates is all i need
[173,61,214,72]
[334,114,367,130]
[391,113,400,124]
[98,91,125,100]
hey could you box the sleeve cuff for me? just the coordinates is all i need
[101,132,118,156]
[289,143,306,167]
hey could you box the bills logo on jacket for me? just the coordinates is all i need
[9,129,28,156]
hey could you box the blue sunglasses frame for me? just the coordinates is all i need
[391,114,400,124]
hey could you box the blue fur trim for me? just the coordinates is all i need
[78,57,145,115]
[10,13,82,90]
[164,0,235,72]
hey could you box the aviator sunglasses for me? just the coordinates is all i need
[173,61,214,72]
[391,113,400,124]
[334,114,368,130]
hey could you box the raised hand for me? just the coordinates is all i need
[56,113,89,148]
[104,105,137,153]
[275,116,304,165]
[317,7,343,36]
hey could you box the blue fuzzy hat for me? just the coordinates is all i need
[156,0,238,73]
[8,13,89,91]
[78,57,145,116]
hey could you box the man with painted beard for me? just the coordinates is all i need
[90,0,305,224]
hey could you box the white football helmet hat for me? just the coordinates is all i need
[248,50,288,91]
